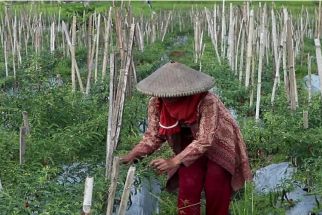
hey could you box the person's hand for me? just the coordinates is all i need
[150,158,181,173]
[120,153,136,165]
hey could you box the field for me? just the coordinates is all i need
[0,1,322,215]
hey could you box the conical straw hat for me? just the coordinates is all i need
[137,61,214,97]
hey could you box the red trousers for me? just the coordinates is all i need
[177,156,232,215]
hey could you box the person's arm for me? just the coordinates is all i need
[174,96,219,166]
[122,97,166,163]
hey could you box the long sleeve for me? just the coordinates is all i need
[129,97,166,158]
[174,96,219,166]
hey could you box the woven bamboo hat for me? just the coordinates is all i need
[136,61,214,97]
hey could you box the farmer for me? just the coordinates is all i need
[121,61,252,215]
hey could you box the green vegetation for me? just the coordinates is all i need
[0,1,322,215]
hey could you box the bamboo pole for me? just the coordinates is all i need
[245,9,254,88]
[71,16,76,92]
[114,24,136,150]
[19,127,26,165]
[314,38,322,99]
[249,54,255,108]
[221,0,226,57]
[106,53,115,179]
[227,3,235,71]
[106,156,120,215]
[308,54,312,104]
[62,21,85,93]
[161,11,172,42]
[94,13,101,83]
[102,7,112,81]
[303,111,309,129]
[22,111,30,134]
[318,0,321,39]
[4,37,8,77]
[238,25,245,83]
[50,21,55,53]
[87,14,93,77]
[255,12,265,122]
[82,177,94,215]
[282,9,290,102]
[205,7,221,64]
[287,18,297,110]
[117,166,136,215]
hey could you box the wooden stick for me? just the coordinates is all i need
[308,54,312,104]
[83,177,94,215]
[87,14,93,77]
[50,21,55,52]
[255,12,265,122]
[102,7,112,81]
[287,18,297,110]
[238,25,245,83]
[245,9,254,88]
[62,21,85,93]
[227,3,235,71]
[117,166,136,215]
[71,16,76,92]
[314,38,322,99]
[303,111,309,129]
[106,157,120,215]
[161,11,172,42]
[282,9,290,102]
[106,53,115,179]
[221,0,226,57]
[114,24,136,150]
[19,127,26,165]
[94,13,101,83]
[4,37,8,77]
[318,0,321,39]
[0,178,2,191]
[22,111,30,134]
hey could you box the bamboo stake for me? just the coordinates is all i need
[0,179,2,191]
[303,110,309,129]
[221,0,226,56]
[314,38,322,99]
[287,18,297,110]
[106,157,120,215]
[227,3,235,71]
[117,166,136,215]
[106,53,115,179]
[249,54,255,108]
[205,7,221,64]
[71,16,76,92]
[308,54,312,104]
[114,24,135,150]
[161,11,172,42]
[83,177,94,215]
[271,9,279,71]
[318,0,321,39]
[282,9,290,102]
[94,13,101,83]
[62,21,85,93]
[102,7,112,81]
[245,9,254,88]
[255,12,265,122]
[87,14,93,77]
[238,26,245,83]
[50,21,55,52]
[19,127,26,165]
[22,111,30,134]
[235,18,244,76]
[4,37,8,77]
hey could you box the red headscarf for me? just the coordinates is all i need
[158,92,207,135]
